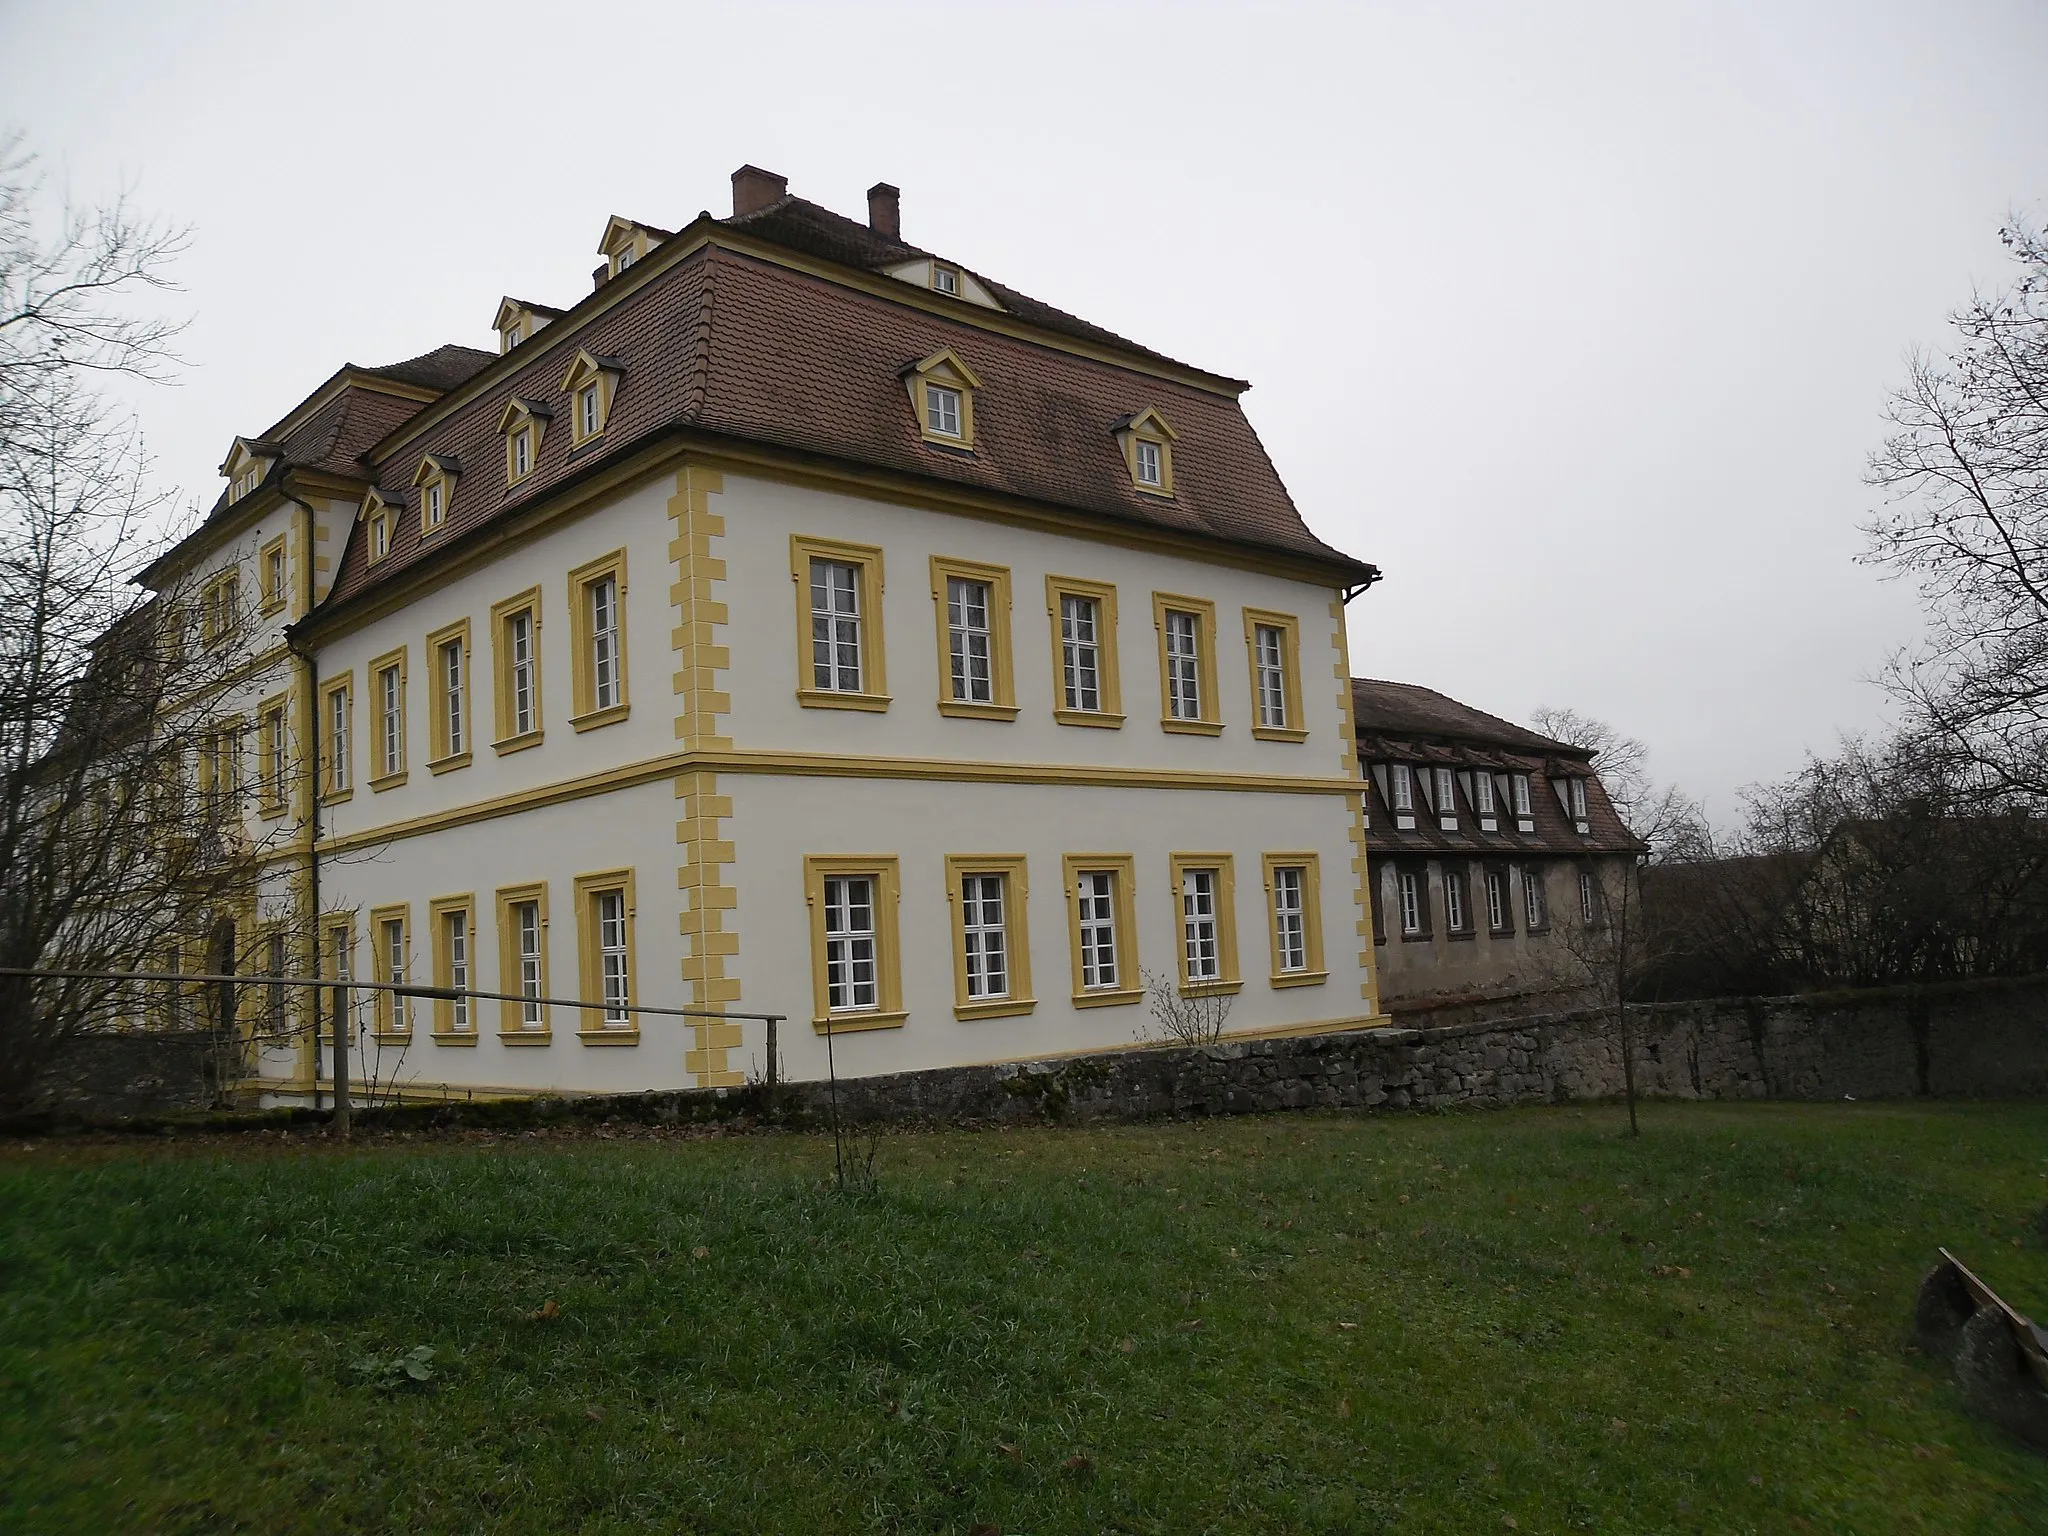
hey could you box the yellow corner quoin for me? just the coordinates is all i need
[1152,591,1223,736]
[928,555,1020,719]
[944,853,1035,1020]
[1168,851,1242,997]
[789,532,890,712]
[669,464,745,1086]
[1062,852,1142,1009]
[803,854,906,1034]
[1328,597,1383,1016]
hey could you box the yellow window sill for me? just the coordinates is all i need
[812,1009,909,1035]
[1269,970,1330,990]
[257,802,289,821]
[577,1028,642,1046]
[937,700,1021,721]
[1161,718,1225,737]
[368,769,409,793]
[1053,708,1125,729]
[370,1031,412,1046]
[571,702,632,733]
[1072,987,1143,1010]
[1251,726,1312,744]
[492,730,545,756]
[320,785,354,806]
[954,997,1038,1021]
[427,751,473,776]
[430,1030,480,1046]
[498,1029,554,1046]
[1181,979,1244,998]
[258,599,286,618]
[797,688,892,713]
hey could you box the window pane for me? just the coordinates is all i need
[946,577,993,703]
[1078,871,1118,989]
[590,576,619,710]
[1274,867,1306,972]
[1255,624,1287,728]
[961,872,1008,999]
[1165,611,1201,719]
[809,559,862,693]
[823,875,880,1012]
[1060,596,1100,712]
[1181,869,1220,981]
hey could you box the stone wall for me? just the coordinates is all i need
[35,1030,233,1118]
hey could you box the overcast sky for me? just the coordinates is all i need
[4,0,2044,819]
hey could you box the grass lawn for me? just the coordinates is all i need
[2,1102,2046,1534]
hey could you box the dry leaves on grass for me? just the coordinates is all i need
[1652,1265,1694,1279]
[524,1299,559,1323]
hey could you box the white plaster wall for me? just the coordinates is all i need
[726,774,1373,1082]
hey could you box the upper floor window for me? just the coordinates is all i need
[1472,771,1497,816]
[427,619,471,769]
[791,536,887,711]
[1243,610,1306,742]
[1564,776,1590,824]
[598,216,660,280]
[1047,576,1122,728]
[1153,593,1221,735]
[1112,407,1178,497]
[499,397,551,486]
[413,454,459,538]
[493,297,560,354]
[902,349,980,450]
[1435,766,1458,830]
[1397,868,1424,936]
[1579,868,1600,924]
[1511,772,1534,820]
[930,557,1018,719]
[259,537,287,616]
[200,570,241,645]
[568,550,629,730]
[363,490,398,564]
[812,559,862,691]
[931,264,959,296]
[559,351,624,448]
[1389,762,1414,813]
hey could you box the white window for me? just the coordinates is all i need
[262,709,286,800]
[265,544,285,600]
[514,901,544,1027]
[1060,595,1102,712]
[511,427,532,479]
[1398,870,1423,935]
[597,889,630,1024]
[960,873,1009,1000]
[1486,868,1509,931]
[822,875,879,1013]
[1524,868,1548,929]
[926,383,962,439]
[440,639,464,756]
[1077,871,1120,990]
[1181,868,1221,983]
[809,558,862,692]
[932,265,959,295]
[615,246,635,273]
[370,514,390,561]
[946,576,993,704]
[445,910,470,1031]
[589,576,620,710]
[1135,438,1162,486]
[1579,870,1598,924]
[265,930,287,1033]
[1436,767,1457,815]
[1511,773,1533,818]
[383,917,408,1030]
[328,688,349,792]
[1390,763,1414,813]
[1568,778,1590,821]
[1273,866,1307,973]
[501,324,521,354]
[1445,868,1468,932]
[425,481,445,530]
[1164,610,1202,720]
[1473,773,1497,816]
[1254,624,1288,729]
[379,665,402,776]
[508,612,535,736]
[579,384,601,439]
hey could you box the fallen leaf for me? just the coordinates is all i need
[1652,1265,1694,1279]
[525,1299,560,1323]
[1118,1337,1137,1354]
[1748,1473,1764,1485]
[1911,1445,1932,1460]
[692,1246,709,1260]
[1061,1453,1093,1474]
[1176,1318,1204,1332]
[585,1406,605,1423]
[995,1441,1021,1460]
[1336,1321,1358,1331]
[1398,1195,1411,1206]
[1608,1418,1628,1437]
[1502,1518,1519,1530]
[1336,1397,1351,1418]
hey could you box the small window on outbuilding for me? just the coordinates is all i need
[901,349,981,450]
[1112,408,1178,497]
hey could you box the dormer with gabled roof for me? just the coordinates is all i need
[558,351,624,447]
[1112,407,1178,498]
[494,297,564,355]
[220,437,280,504]
[497,397,551,485]
[411,453,460,537]
[597,215,672,281]
[901,348,981,450]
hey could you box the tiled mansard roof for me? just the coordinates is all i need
[173,179,1378,612]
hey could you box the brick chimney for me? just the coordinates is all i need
[867,181,901,241]
[730,165,788,218]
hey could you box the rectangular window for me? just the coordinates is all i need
[1263,853,1327,980]
[496,883,550,1036]
[929,558,1016,718]
[260,537,287,614]
[1135,439,1162,486]
[428,620,470,768]
[1254,626,1286,726]
[1398,869,1424,936]
[945,854,1034,1019]
[1568,777,1590,822]
[568,551,629,728]
[1524,867,1549,930]
[1153,593,1221,732]
[1473,772,1497,816]
[792,537,886,709]
[370,650,406,785]
[490,589,542,750]
[1169,853,1240,994]
[1390,763,1414,812]
[322,676,352,798]
[947,577,992,703]
[1165,611,1201,719]
[257,698,288,814]
[1512,773,1533,818]
[1444,866,1470,933]
[1579,869,1599,925]
[805,857,904,1030]
[443,638,464,753]
[579,384,600,440]
[573,871,637,1037]
[926,383,962,437]
[1242,610,1306,741]
[932,265,959,295]
[1063,597,1100,711]
[264,928,288,1035]
[512,427,533,480]
[425,480,445,530]
[1078,874,1120,989]
[1436,767,1458,827]
[431,898,474,1036]
[1062,854,1139,1006]
[1047,576,1122,726]
[369,512,391,562]
[1486,867,1511,932]
[812,558,862,692]
[371,906,410,1037]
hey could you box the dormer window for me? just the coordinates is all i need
[1111,408,1178,497]
[492,297,561,356]
[597,215,665,280]
[498,398,552,486]
[932,265,959,296]
[500,322,522,354]
[219,438,276,506]
[362,491,397,565]
[558,351,624,447]
[411,455,460,537]
[902,349,980,450]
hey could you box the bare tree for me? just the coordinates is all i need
[0,135,293,1112]
[1140,967,1235,1047]
[1865,218,2048,808]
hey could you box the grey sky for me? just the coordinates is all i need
[5,0,2044,819]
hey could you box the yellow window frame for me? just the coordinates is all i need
[318,671,353,804]
[1242,607,1309,743]
[567,548,630,731]
[428,893,478,1042]
[368,902,412,1041]
[944,853,1035,1020]
[803,854,906,1033]
[1061,852,1142,1008]
[425,617,473,773]
[1261,852,1328,988]
[791,534,890,712]
[1044,574,1124,728]
[258,534,289,616]
[489,586,544,754]
[367,646,408,790]
[573,868,640,1044]
[255,691,291,818]
[928,555,1018,720]
[1153,592,1222,736]
[559,350,623,448]
[903,348,981,450]
[1168,851,1242,997]
[495,882,552,1042]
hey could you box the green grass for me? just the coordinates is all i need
[2,1103,2045,1534]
